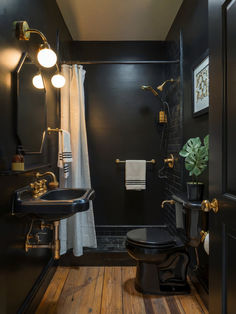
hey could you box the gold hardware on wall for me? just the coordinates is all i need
[200,230,208,243]
[115,159,156,164]
[158,110,167,123]
[201,198,219,213]
[140,85,159,96]
[14,20,65,88]
[164,154,175,168]
[14,21,31,41]
[157,78,175,92]
[141,78,178,96]
[161,199,175,208]
[47,127,62,134]
[14,21,57,67]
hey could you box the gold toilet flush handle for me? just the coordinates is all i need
[201,198,219,213]
[161,200,175,208]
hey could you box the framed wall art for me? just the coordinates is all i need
[192,50,209,117]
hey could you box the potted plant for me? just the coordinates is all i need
[179,135,209,201]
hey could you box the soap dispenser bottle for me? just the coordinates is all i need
[12,145,24,171]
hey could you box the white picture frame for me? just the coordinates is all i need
[193,52,209,117]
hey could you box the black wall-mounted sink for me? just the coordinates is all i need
[12,186,95,221]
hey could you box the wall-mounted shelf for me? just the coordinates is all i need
[0,164,52,176]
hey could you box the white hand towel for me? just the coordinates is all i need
[125,160,146,190]
[57,130,72,179]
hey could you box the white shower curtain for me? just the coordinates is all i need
[59,64,97,256]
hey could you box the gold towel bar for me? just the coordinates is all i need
[47,127,62,133]
[115,159,156,164]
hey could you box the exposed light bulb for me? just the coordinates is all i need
[32,74,44,89]
[37,47,57,68]
[51,73,66,88]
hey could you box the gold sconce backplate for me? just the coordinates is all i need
[14,21,30,40]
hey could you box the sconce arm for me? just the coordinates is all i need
[14,21,48,43]
[26,28,48,43]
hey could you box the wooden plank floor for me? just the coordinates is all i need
[36,267,208,314]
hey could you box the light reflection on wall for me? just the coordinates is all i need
[0,48,21,70]
[0,48,21,88]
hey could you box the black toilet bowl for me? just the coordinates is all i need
[126,227,190,295]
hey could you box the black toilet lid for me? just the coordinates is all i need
[126,227,176,248]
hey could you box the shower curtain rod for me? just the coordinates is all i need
[62,60,179,65]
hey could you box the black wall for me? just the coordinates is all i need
[0,1,71,313]
[63,42,175,226]
[167,0,209,186]
[166,0,209,294]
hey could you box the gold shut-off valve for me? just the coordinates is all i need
[201,198,219,213]
[164,154,175,168]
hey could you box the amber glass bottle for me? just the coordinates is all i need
[12,146,24,171]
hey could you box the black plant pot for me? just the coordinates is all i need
[186,182,204,201]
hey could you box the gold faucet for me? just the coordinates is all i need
[161,200,175,208]
[30,179,47,198]
[36,171,59,189]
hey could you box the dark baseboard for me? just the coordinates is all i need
[188,268,209,310]
[59,250,136,266]
[17,258,57,314]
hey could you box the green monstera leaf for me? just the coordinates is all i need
[179,137,202,157]
[179,135,209,182]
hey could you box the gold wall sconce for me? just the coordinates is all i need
[15,21,57,68]
[164,154,175,168]
[14,21,65,89]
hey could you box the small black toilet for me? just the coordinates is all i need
[126,196,201,295]
[126,227,190,295]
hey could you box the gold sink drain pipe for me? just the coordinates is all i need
[25,220,60,260]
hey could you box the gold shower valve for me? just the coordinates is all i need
[164,154,175,168]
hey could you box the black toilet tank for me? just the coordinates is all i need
[172,194,203,247]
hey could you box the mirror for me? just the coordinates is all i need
[15,53,47,154]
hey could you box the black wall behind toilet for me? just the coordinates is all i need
[166,0,209,297]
